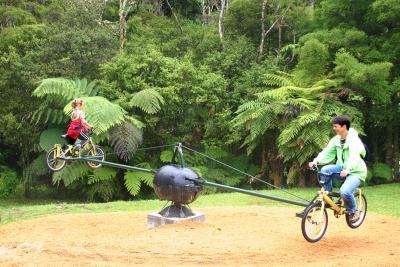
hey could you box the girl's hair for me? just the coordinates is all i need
[71,98,83,109]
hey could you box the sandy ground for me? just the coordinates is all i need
[0,206,399,266]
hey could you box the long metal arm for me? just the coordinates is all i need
[74,157,157,174]
[192,178,309,207]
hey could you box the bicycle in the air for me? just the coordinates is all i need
[45,129,105,172]
[300,166,367,242]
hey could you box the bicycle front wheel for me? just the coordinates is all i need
[301,201,328,243]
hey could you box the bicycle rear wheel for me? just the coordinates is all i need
[301,201,328,243]
[46,147,66,172]
[346,192,367,229]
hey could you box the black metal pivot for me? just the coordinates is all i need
[158,203,194,218]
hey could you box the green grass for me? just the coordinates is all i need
[0,183,399,225]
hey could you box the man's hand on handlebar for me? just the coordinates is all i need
[308,160,318,169]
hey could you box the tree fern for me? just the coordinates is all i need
[63,96,127,134]
[124,169,153,196]
[34,78,99,100]
[86,179,115,201]
[88,167,116,184]
[263,73,294,87]
[234,66,365,183]
[108,121,143,162]
[371,162,392,181]
[33,78,138,135]
[39,128,65,151]
[129,88,165,114]
[52,162,89,186]
[30,154,49,177]
[160,149,174,163]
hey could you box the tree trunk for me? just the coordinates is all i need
[297,165,307,188]
[255,142,268,180]
[22,149,32,198]
[269,131,284,187]
[218,0,226,41]
[257,0,267,63]
[392,94,400,181]
[119,0,128,51]
[201,0,206,24]
[384,123,393,166]
[277,17,282,52]
[153,0,163,15]
[165,0,183,33]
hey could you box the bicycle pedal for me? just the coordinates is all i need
[296,211,304,218]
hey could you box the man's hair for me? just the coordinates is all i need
[332,115,350,130]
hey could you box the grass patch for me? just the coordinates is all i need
[0,183,399,225]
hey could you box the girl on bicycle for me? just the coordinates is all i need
[65,98,93,150]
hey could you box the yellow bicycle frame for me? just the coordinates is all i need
[318,187,363,216]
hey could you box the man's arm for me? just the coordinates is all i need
[313,138,337,165]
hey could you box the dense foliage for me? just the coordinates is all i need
[0,0,399,201]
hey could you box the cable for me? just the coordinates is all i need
[103,144,176,156]
[181,145,310,202]
[136,144,176,151]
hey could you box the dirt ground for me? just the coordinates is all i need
[0,206,399,266]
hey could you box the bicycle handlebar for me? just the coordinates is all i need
[308,166,343,187]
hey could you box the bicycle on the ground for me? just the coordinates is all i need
[300,166,367,242]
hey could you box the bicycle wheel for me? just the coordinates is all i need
[301,201,328,243]
[346,192,367,229]
[46,147,66,172]
[85,146,105,169]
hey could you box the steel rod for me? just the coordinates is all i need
[202,180,309,207]
[72,157,157,174]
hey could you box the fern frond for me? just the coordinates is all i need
[88,167,116,184]
[33,78,80,100]
[108,122,143,162]
[86,180,115,201]
[64,96,126,134]
[124,170,146,196]
[129,89,165,114]
[263,73,294,87]
[160,150,174,163]
[52,162,89,186]
[39,128,66,151]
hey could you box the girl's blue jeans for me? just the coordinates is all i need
[320,164,361,214]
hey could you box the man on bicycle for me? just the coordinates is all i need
[309,115,367,222]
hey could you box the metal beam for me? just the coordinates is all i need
[73,157,157,174]
[202,180,309,207]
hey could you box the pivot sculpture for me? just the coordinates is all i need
[68,143,309,228]
[56,143,367,242]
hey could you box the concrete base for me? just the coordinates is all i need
[147,212,206,228]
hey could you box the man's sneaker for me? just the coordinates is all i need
[349,210,360,223]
